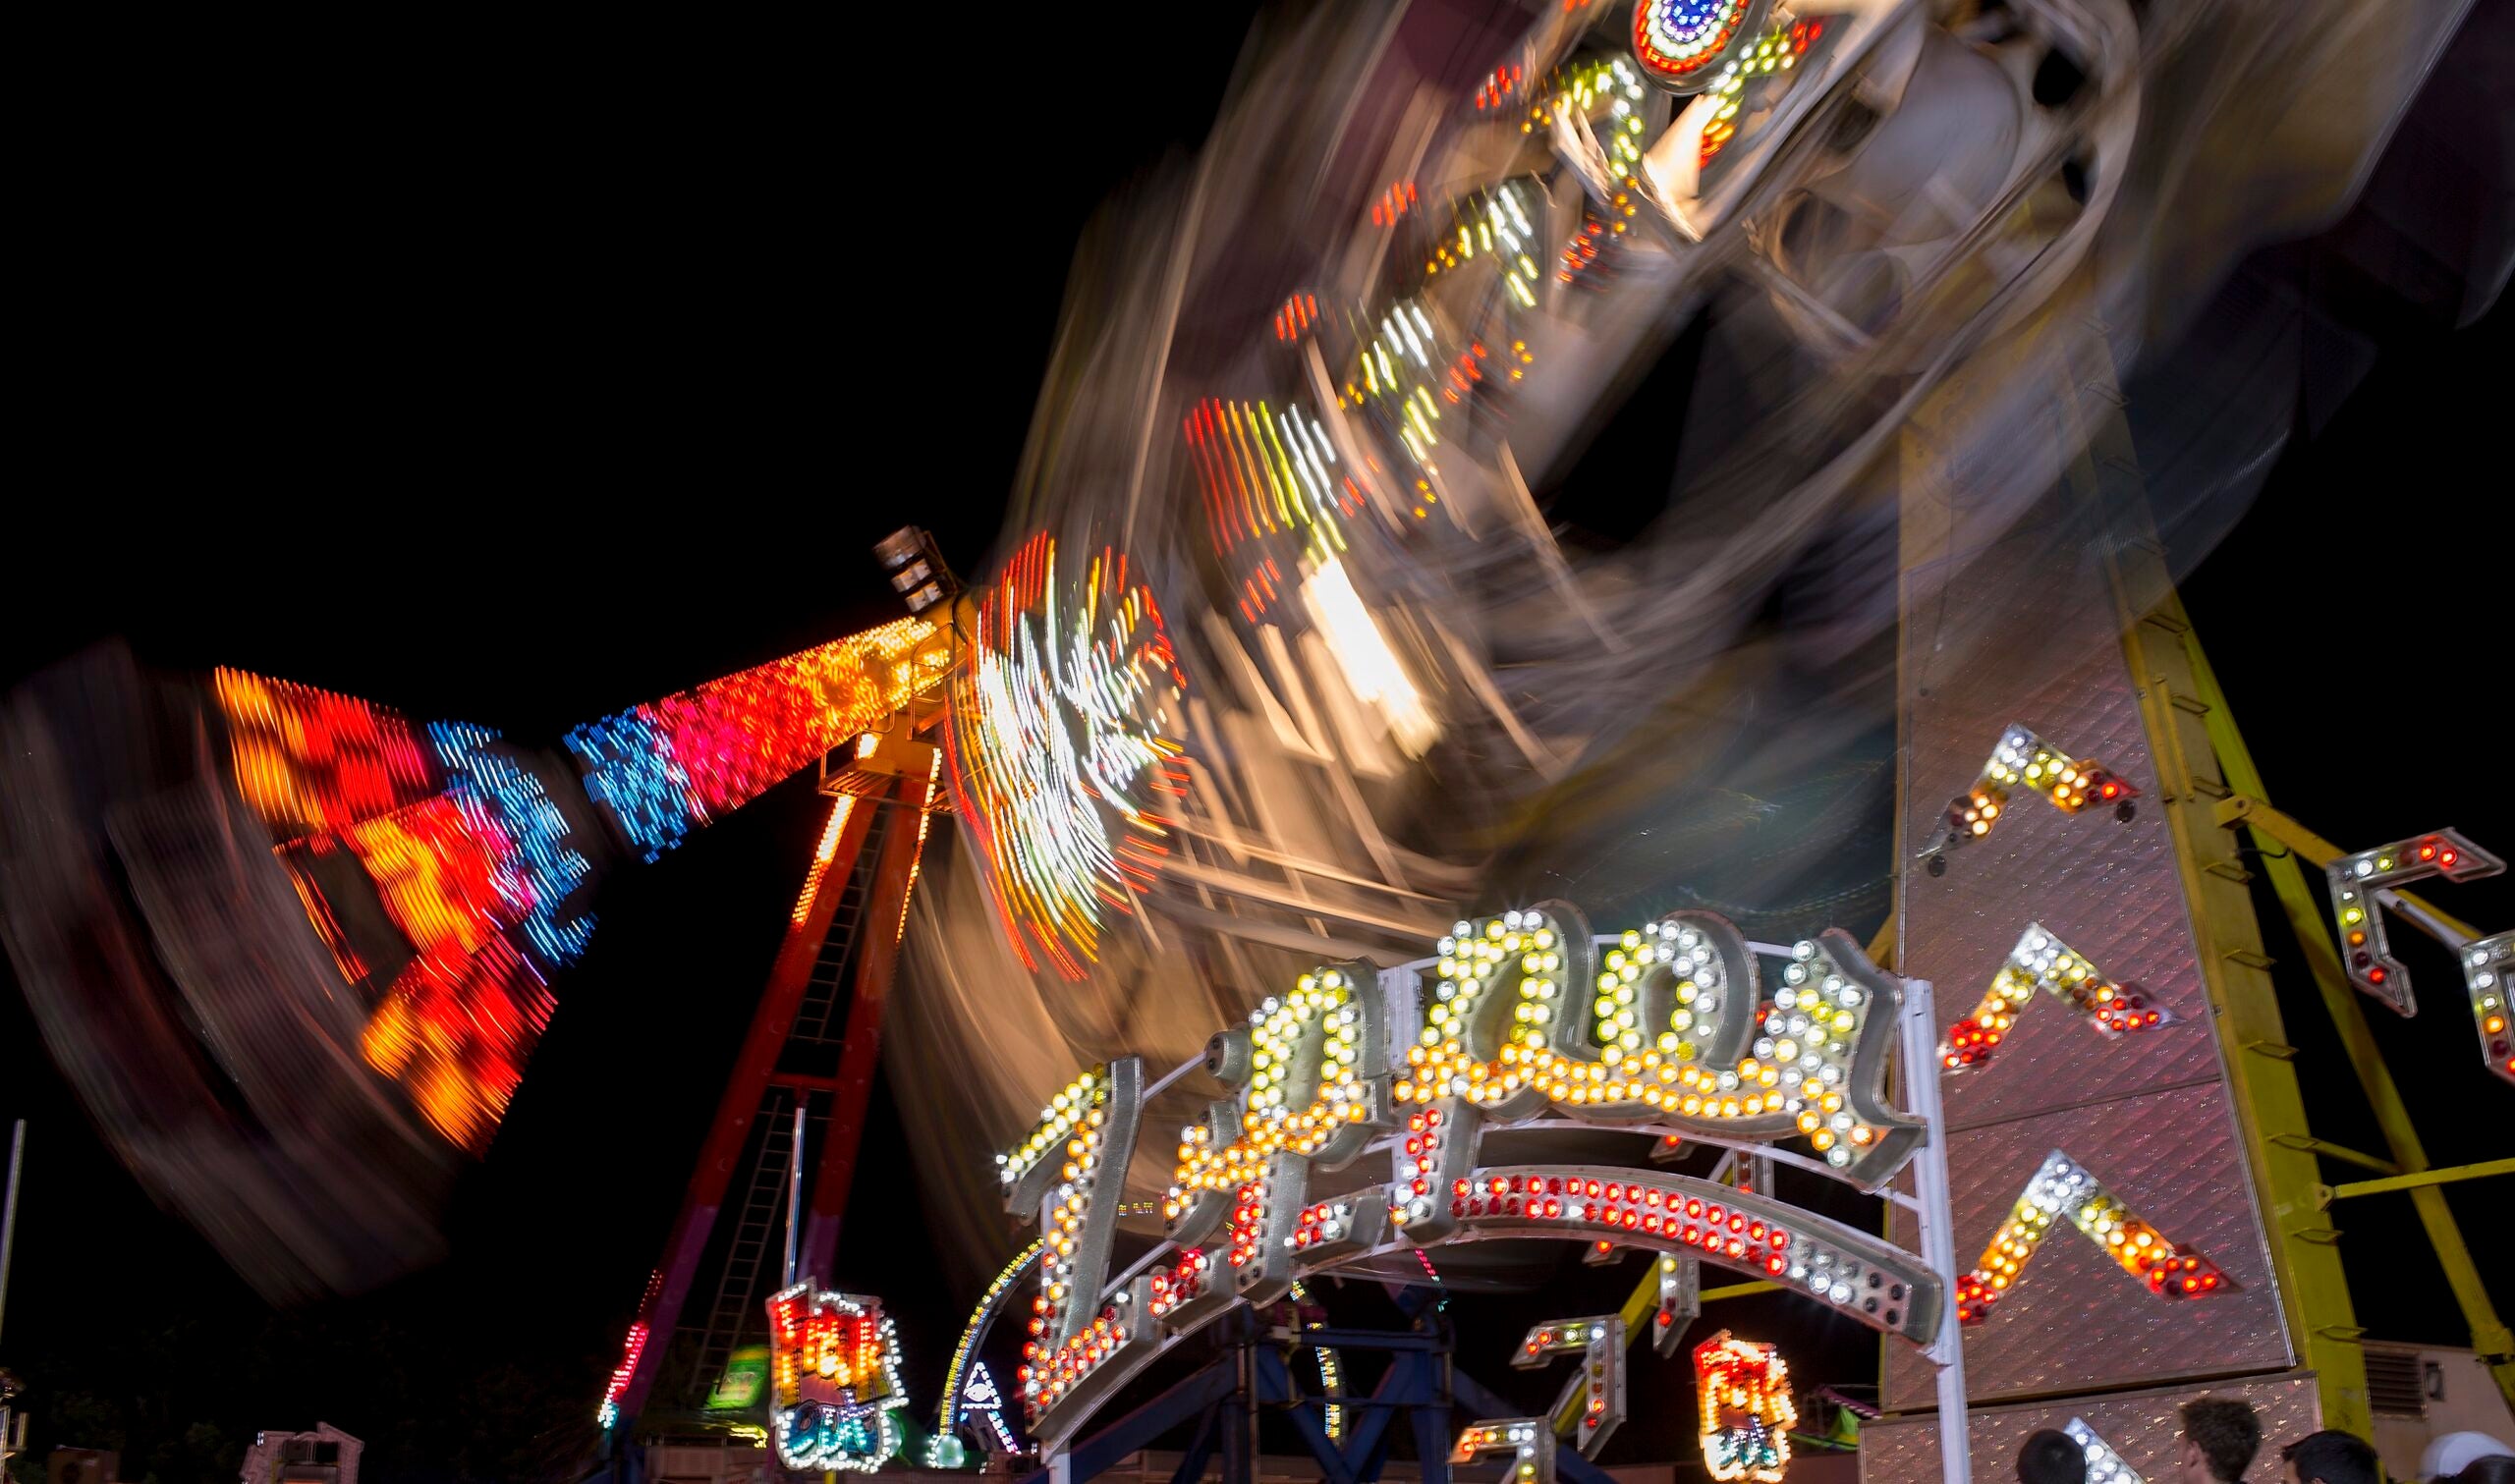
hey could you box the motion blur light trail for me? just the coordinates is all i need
[0,620,948,1298]
[948,534,1188,979]
[214,618,940,1150]
[4,0,2496,1326]
[890,0,2495,1291]
[562,619,939,861]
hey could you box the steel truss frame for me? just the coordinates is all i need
[2069,346,2514,1431]
[609,741,944,1438]
[1019,1292,1631,1484]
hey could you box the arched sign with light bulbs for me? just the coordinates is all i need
[994,902,1953,1450]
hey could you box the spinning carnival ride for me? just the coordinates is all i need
[3,0,2505,1480]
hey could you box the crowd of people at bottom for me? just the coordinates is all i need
[2009,1399,2512,1484]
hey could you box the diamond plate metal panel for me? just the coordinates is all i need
[1886,1083,2292,1407]
[1861,1372,2321,1484]
[1901,531,2223,1125]
[1893,467,2288,1408]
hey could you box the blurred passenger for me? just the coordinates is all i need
[2424,1434,2515,1483]
[2279,1430,2378,1484]
[2176,1399,2263,1484]
[2018,1427,2087,1484]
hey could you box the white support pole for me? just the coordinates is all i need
[0,1121,23,1347]
[784,1104,805,1292]
[1896,978,1973,1484]
[1,1120,23,1477]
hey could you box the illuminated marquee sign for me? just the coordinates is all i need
[1655,1252,1703,1355]
[705,1346,768,1411]
[764,1285,907,1474]
[2467,933,2515,1085]
[1000,902,1946,1447]
[1694,1331,1795,1483]
[1454,1420,1558,1484]
[960,1362,1017,1455]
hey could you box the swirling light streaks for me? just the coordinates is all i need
[949,534,1188,978]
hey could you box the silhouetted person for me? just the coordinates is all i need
[2175,1399,2263,1484]
[2281,1430,2378,1484]
[2450,1459,2515,1484]
[2425,1434,2515,1483]
[2019,1428,2088,1484]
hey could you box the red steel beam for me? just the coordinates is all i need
[799,763,938,1282]
[613,794,877,1421]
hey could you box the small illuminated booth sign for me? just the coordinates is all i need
[996,901,1952,1448]
[705,1346,768,1411]
[1695,1331,1795,1483]
[765,1285,908,1473]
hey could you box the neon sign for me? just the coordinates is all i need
[764,1285,907,1473]
[1694,1331,1795,1482]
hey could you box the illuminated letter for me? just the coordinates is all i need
[1165,962,1390,1303]
[999,1061,1147,1428]
[1593,928,1920,1189]
[1513,1316,1627,1456]
[1392,905,1592,1239]
[1405,905,1593,1115]
[1549,911,1761,1121]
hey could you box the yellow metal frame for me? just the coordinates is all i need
[1548,354,2513,1446]
[2320,1159,2515,1205]
[2199,787,2515,1406]
[2073,389,2513,1423]
[2067,406,2375,1436]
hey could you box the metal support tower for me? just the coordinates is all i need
[2080,407,2375,1437]
[2073,333,2512,1426]
[610,739,944,1436]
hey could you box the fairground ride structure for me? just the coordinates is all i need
[4,0,2501,1480]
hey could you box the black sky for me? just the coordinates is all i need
[5,7,2509,1483]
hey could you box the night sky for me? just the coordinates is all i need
[5,8,2507,1483]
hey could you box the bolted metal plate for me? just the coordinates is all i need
[1860,1371,2321,1483]
[1894,454,2287,1406]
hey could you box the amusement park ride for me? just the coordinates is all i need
[1,0,2504,1482]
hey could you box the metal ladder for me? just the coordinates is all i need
[682,801,894,1401]
[692,1087,800,1395]
[792,803,890,1047]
